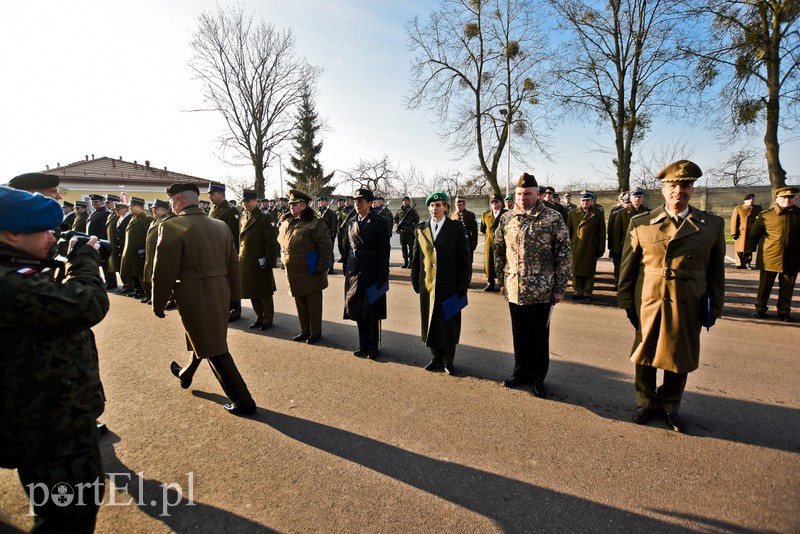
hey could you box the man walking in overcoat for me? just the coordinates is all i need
[618,160,725,433]
[154,183,255,415]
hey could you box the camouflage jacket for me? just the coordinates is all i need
[494,201,572,305]
[0,242,109,466]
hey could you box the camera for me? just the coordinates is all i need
[58,231,112,261]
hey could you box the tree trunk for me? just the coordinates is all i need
[764,10,787,190]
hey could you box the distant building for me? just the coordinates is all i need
[23,155,223,205]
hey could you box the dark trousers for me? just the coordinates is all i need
[756,270,797,316]
[611,252,621,286]
[508,302,551,384]
[399,232,415,262]
[485,243,496,280]
[635,364,688,413]
[429,346,456,366]
[251,295,274,324]
[294,291,323,335]
[357,317,381,353]
[18,435,103,534]
[179,352,253,405]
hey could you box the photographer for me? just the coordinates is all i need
[0,186,109,532]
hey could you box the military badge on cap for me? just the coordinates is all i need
[657,160,703,182]
[287,189,312,203]
[353,188,374,202]
[774,186,799,197]
[425,191,448,205]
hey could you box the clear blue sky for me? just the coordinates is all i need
[1,0,796,195]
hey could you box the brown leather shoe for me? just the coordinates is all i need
[632,406,654,424]
[664,412,685,433]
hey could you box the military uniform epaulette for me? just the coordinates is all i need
[630,210,651,222]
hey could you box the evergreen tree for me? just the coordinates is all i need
[285,87,334,197]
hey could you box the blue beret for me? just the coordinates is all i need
[0,186,63,233]
[426,191,448,205]
[629,188,645,196]
[208,183,226,193]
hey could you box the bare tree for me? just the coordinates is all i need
[548,0,695,192]
[190,5,320,196]
[683,0,799,190]
[708,147,770,187]
[631,138,697,190]
[407,0,550,197]
[338,156,399,196]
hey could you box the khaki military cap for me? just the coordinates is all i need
[774,186,799,197]
[287,189,312,204]
[657,160,702,182]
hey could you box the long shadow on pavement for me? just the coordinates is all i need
[98,432,276,533]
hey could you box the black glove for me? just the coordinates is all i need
[625,308,639,329]
[731,234,739,241]
[154,309,166,319]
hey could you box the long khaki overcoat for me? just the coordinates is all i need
[480,208,506,278]
[731,204,762,253]
[239,208,278,298]
[567,206,606,276]
[749,204,800,273]
[120,211,152,279]
[618,206,725,373]
[142,213,174,291]
[278,210,333,297]
[410,217,472,348]
[152,205,241,359]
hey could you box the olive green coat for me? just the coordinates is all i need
[731,204,763,253]
[239,208,278,298]
[71,211,88,233]
[120,212,152,279]
[618,206,726,373]
[480,208,506,278]
[567,206,606,276]
[610,205,651,255]
[210,201,241,250]
[142,213,174,291]
[278,210,333,297]
[749,204,800,273]
[152,205,241,359]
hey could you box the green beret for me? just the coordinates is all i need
[504,194,513,201]
[8,172,59,191]
[657,160,702,182]
[0,186,62,233]
[426,191,448,205]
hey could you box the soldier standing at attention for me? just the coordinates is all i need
[103,194,121,289]
[541,186,568,222]
[495,173,572,397]
[155,183,256,415]
[316,196,338,274]
[567,191,606,301]
[376,196,394,234]
[750,186,799,322]
[240,190,279,330]
[120,197,152,299]
[731,193,762,269]
[610,189,650,288]
[278,189,334,344]
[141,198,174,305]
[479,194,506,291]
[451,195,478,263]
[72,200,89,232]
[208,183,242,322]
[618,160,725,433]
[113,203,133,294]
[562,192,577,212]
[504,194,514,211]
[607,193,629,286]
[0,186,109,531]
[61,200,76,231]
[395,196,420,269]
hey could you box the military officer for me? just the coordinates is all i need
[567,191,606,301]
[394,196,420,268]
[375,196,394,234]
[240,190,279,330]
[479,194,506,291]
[750,186,799,322]
[451,195,478,262]
[495,173,572,397]
[86,194,110,239]
[0,186,108,531]
[504,194,514,211]
[610,189,650,287]
[141,198,174,304]
[411,191,472,375]
[72,200,89,232]
[103,194,121,289]
[618,160,725,433]
[278,189,334,344]
[316,195,338,274]
[208,183,242,321]
[343,188,391,359]
[541,186,568,222]
[607,193,628,285]
[8,172,62,200]
[119,197,152,299]
[155,183,256,415]
[731,193,763,269]
[113,203,134,293]
[61,201,76,231]
[562,192,577,212]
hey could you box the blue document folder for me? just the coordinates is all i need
[366,282,389,304]
[306,251,319,274]
[442,293,468,321]
[701,292,712,331]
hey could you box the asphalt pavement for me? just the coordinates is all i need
[1,243,798,533]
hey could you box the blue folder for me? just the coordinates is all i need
[306,251,319,274]
[701,292,712,331]
[366,282,389,304]
[442,293,468,321]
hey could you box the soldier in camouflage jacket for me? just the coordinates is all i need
[494,174,572,397]
[0,186,109,531]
